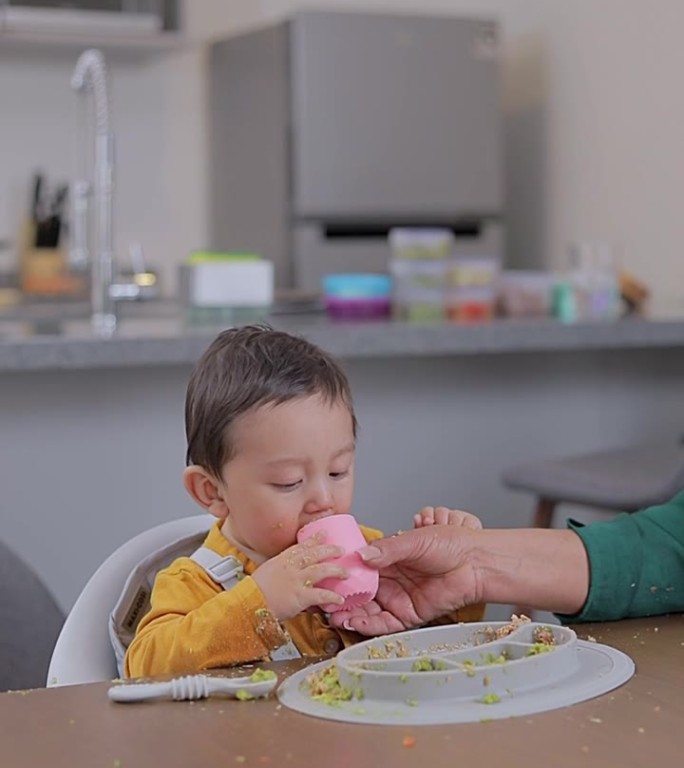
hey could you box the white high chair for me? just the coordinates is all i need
[46,514,213,687]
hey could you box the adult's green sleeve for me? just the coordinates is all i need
[558,491,684,623]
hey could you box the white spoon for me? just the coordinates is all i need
[108,672,278,703]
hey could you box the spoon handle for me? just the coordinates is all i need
[108,674,274,703]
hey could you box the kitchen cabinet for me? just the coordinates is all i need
[0,0,183,55]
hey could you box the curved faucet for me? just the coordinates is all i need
[71,49,110,135]
[70,49,117,336]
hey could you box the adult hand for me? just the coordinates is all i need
[331,526,481,635]
[332,525,591,634]
[252,535,346,621]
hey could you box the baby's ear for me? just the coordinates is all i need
[182,465,229,520]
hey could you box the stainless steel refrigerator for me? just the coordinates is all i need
[209,10,504,292]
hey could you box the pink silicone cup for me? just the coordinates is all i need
[296,514,379,613]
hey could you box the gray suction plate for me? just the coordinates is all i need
[277,621,635,725]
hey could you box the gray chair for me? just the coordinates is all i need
[502,441,684,530]
[0,539,65,691]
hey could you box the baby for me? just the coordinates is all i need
[125,325,484,677]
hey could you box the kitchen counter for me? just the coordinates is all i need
[2,306,684,371]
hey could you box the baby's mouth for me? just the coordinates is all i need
[299,509,336,531]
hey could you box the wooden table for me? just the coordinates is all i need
[2,616,682,768]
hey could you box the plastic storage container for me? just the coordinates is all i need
[566,242,621,321]
[447,256,499,322]
[389,228,454,260]
[498,270,554,318]
[447,287,496,322]
[322,274,392,320]
[391,258,447,321]
[389,228,453,322]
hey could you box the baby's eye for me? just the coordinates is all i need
[272,481,301,491]
[329,470,349,480]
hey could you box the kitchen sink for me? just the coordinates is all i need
[0,299,185,340]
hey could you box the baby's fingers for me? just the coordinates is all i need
[433,506,453,525]
[437,506,483,530]
[414,505,483,530]
[303,561,347,586]
[461,513,483,530]
[414,506,435,528]
[309,588,345,611]
[292,540,344,568]
[450,509,483,530]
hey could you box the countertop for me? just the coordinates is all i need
[3,301,684,372]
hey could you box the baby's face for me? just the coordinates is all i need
[217,394,356,559]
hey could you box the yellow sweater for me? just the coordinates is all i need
[125,521,484,678]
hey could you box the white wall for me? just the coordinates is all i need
[2,1,684,306]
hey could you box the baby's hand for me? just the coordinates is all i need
[413,505,483,531]
[251,535,347,621]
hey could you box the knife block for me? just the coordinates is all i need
[20,220,86,298]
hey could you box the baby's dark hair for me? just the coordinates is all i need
[185,325,357,477]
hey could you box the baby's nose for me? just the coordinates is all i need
[304,480,334,512]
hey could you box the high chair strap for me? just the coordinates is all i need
[189,547,244,589]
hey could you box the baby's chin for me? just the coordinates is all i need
[263,536,299,559]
